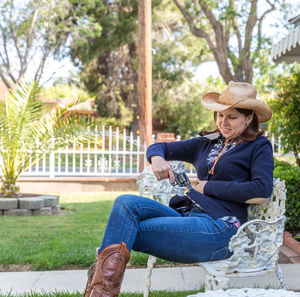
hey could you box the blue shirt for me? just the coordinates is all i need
[146,134,274,225]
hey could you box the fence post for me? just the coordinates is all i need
[49,151,55,178]
[123,129,126,174]
[116,127,119,174]
[49,137,55,178]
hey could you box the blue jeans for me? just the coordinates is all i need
[99,195,237,263]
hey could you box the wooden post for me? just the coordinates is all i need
[138,0,152,150]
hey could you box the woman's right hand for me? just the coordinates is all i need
[150,156,175,185]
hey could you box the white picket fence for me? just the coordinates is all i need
[21,126,146,178]
[12,127,289,178]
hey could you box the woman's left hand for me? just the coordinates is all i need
[193,180,207,194]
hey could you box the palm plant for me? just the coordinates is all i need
[0,81,94,197]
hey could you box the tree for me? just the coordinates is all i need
[69,0,212,135]
[65,0,138,128]
[154,77,226,138]
[173,0,284,84]
[268,67,300,167]
[0,81,94,197]
[151,0,212,137]
[0,0,71,88]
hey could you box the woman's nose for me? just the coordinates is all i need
[222,117,229,125]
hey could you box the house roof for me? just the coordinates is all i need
[68,98,95,111]
[289,14,300,27]
[271,15,300,63]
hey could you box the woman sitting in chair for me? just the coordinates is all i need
[84,81,274,297]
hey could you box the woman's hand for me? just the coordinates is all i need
[193,180,207,194]
[150,156,175,185]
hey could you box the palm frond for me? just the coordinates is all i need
[0,80,99,187]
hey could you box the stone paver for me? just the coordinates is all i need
[4,209,32,216]
[32,207,53,216]
[52,205,61,214]
[0,198,18,209]
[43,195,59,207]
[0,195,60,216]
[19,197,45,209]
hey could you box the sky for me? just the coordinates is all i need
[41,56,76,87]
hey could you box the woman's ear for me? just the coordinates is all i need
[246,117,252,127]
[246,110,255,126]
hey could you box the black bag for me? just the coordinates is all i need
[169,194,192,214]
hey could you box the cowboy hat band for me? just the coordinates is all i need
[201,81,272,123]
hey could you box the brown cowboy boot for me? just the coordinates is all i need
[84,262,96,297]
[84,242,130,297]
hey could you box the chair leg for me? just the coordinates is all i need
[276,265,287,290]
[205,274,229,291]
[144,255,157,297]
[204,275,213,291]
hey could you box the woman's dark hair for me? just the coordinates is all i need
[201,108,264,143]
[234,108,263,142]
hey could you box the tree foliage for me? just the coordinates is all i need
[0,0,75,88]
[68,0,212,137]
[67,0,139,127]
[154,82,216,138]
[268,66,300,167]
[173,0,287,84]
[151,0,212,137]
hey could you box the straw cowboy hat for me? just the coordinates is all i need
[201,81,272,123]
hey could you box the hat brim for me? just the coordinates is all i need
[231,98,272,123]
[201,92,272,123]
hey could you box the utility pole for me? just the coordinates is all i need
[138,0,152,150]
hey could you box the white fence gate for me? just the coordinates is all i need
[6,127,289,178]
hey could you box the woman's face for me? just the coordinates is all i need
[216,108,252,140]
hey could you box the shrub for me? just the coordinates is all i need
[274,159,300,231]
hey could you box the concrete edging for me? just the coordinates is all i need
[17,177,140,193]
[0,195,60,216]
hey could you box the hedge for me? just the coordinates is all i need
[274,159,300,231]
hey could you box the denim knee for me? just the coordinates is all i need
[113,194,141,211]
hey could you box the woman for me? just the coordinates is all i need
[84,81,274,297]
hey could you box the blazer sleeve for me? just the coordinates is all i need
[146,137,202,164]
[203,140,274,204]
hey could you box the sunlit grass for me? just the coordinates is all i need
[0,192,169,270]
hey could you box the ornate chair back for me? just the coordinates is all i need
[136,161,185,205]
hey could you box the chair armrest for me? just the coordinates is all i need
[224,216,286,273]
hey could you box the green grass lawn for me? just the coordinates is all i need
[0,290,201,297]
[0,192,173,270]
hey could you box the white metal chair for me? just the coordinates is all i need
[137,163,287,296]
